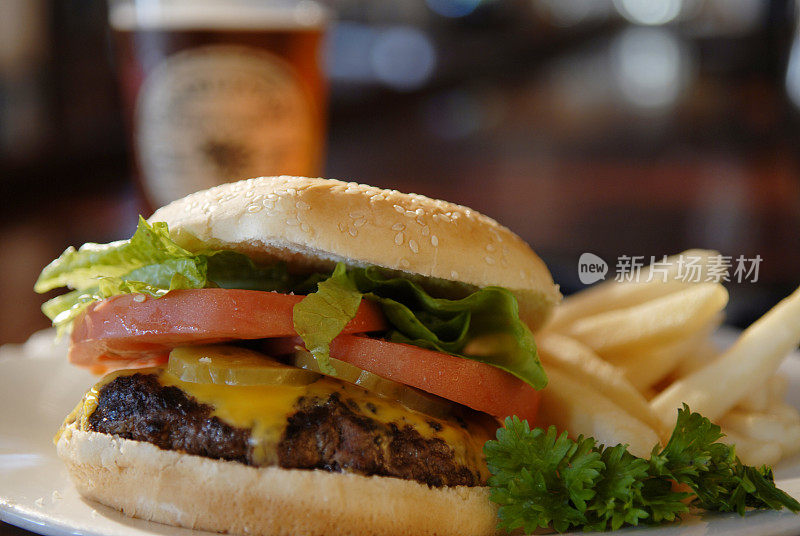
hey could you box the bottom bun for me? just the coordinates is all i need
[57,425,498,536]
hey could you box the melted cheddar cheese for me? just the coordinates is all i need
[60,367,492,480]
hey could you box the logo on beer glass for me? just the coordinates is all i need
[135,45,317,206]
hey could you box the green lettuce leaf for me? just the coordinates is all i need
[292,265,546,389]
[205,251,293,292]
[349,267,547,389]
[35,217,294,333]
[292,263,363,375]
[35,218,196,293]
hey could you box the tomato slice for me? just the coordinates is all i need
[70,289,386,372]
[327,335,540,423]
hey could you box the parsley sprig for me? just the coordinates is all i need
[484,405,800,533]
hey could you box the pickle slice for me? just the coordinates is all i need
[292,348,453,418]
[168,345,321,386]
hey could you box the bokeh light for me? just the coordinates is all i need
[614,0,683,26]
[611,27,691,111]
[371,26,436,91]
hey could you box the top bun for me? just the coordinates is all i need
[150,176,561,330]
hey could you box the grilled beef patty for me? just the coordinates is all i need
[87,373,483,487]
[87,373,251,463]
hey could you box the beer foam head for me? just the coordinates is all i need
[109,0,327,31]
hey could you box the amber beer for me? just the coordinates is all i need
[109,1,327,208]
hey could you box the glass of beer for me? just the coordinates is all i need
[108,0,328,209]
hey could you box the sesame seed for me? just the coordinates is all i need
[348,227,358,237]
[338,222,347,232]
[395,232,404,245]
[431,235,439,247]
[485,256,496,265]
[400,258,410,268]
[393,205,405,213]
[409,240,419,254]
[392,223,405,231]
[486,244,496,252]
[450,270,459,278]
[421,226,430,236]
[353,218,367,227]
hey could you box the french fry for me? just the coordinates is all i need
[764,400,800,426]
[719,427,783,467]
[641,387,658,401]
[671,338,720,379]
[651,286,800,425]
[537,333,668,439]
[735,375,789,414]
[545,249,721,332]
[608,316,722,392]
[719,409,800,459]
[563,283,728,356]
[608,334,697,392]
[537,367,659,458]
[720,410,800,444]
[735,383,771,413]
[780,438,800,458]
[767,374,789,407]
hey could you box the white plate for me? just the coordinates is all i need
[1,329,800,536]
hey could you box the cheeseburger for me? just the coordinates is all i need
[36,176,561,536]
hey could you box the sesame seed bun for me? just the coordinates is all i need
[57,425,498,536]
[150,176,561,330]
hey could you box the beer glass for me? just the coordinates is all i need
[109,0,328,208]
